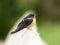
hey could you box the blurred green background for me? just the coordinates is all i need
[0,0,60,45]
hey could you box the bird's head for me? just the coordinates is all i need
[25,14,35,19]
[27,14,36,23]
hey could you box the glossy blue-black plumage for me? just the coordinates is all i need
[11,14,34,34]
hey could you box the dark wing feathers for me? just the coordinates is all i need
[11,18,33,34]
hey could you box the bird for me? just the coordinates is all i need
[4,12,47,45]
[11,14,36,34]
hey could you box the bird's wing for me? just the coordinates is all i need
[11,18,33,34]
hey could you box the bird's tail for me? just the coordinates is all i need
[11,29,19,34]
[11,28,22,34]
[11,30,18,34]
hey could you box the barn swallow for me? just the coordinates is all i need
[11,14,35,34]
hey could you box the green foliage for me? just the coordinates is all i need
[0,0,60,45]
[39,23,60,45]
